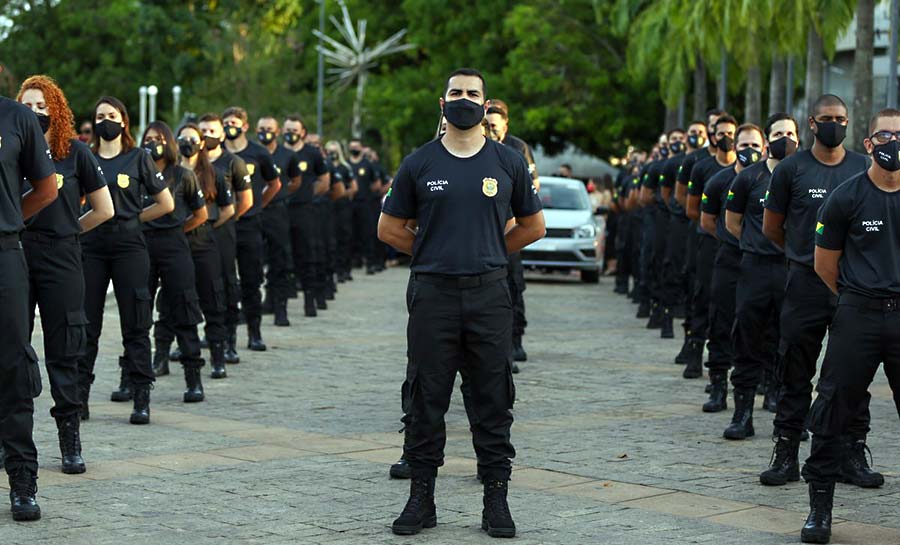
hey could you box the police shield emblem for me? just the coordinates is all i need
[300,161,308,172]
[482,177,498,197]
[246,163,256,176]
[117,173,130,188]
[359,168,366,176]
[56,173,64,189]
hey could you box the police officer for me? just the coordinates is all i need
[763,94,881,489]
[798,108,900,544]
[635,135,668,322]
[140,121,208,402]
[366,147,390,273]
[312,136,342,303]
[325,140,357,283]
[349,138,382,274]
[223,107,281,351]
[0,92,59,521]
[257,116,300,326]
[198,113,252,364]
[17,75,114,474]
[724,114,798,443]
[318,138,347,299]
[379,68,545,538]
[282,115,329,316]
[80,96,174,425]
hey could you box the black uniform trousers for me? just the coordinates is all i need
[688,233,715,343]
[637,208,656,303]
[628,212,643,293]
[705,242,740,372]
[729,253,785,391]
[683,225,699,326]
[507,252,527,339]
[312,199,329,294]
[334,199,353,275]
[351,199,374,267]
[80,221,155,386]
[214,220,241,333]
[801,293,900,483]
[371,197,387,267]
[402,270,516,481]
[262,201,293,301]
[773,263,871,439]
[660,213,690,310]
[289,202,317,292]
[235,215,264,323]
[0,235,41,475]
[649,207,669,301]
[614,211,631,291]
[23,232,86,420]
[146,227,204,367]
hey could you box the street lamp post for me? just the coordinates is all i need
[317,0,325,136]
[139,85,148,138]
[172,85,182,122]
[888,0,899,108]
[148,85,158,124]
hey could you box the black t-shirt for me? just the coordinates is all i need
[673,149,710,214]
[26,139,105,237]
[725,161,782,256]
[96,148,166,222]
[502,134,538,181]
[144,164,205,229]
[204,166,234,223]
[659,153,686,214]
[234,141,278,218]
[0,97,56,234]
[350,158,379,202]
[271,145,302,204]
[690,155,734,235]
[700,166,739,247]
[212,149,251,195]
[382,138,543,275]
[765,149,869,266]
[817,172,900,297]
[288,144,328,205]
[329,162,354,194]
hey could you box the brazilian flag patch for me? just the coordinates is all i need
[816,222,824,235]
[701,193,708,204]
[727,190,734,201]
[386,187,392,197]
[688,181,693,189]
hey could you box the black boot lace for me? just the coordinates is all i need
[58,418,81,455]
[401,479,431,517]
[850,440,875,471]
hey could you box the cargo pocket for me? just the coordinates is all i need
[174,288,204,326]
[806,382,838,436]
[63,310,89,358]
[134,287,153,330]
[23,345,42,399]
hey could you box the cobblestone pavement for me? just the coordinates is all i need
[4,266,900,545]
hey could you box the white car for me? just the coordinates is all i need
[521,176,605,283]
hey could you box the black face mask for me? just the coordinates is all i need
[736,147,762,167]
[872,140,900,172]
[658,146,669,158]
[144,142,165,161]
[224,125,243,140]
[36,113,51,134]
[442,98,485,130]
[328,151,338,161]
[284,132,302,145]
[669,141,684,154]
[768,137,798,160]
[204,136,221,150]
[349,148,362,158]
[178,138,200,158]
[96,119,124,141]
[813,120,847,148]
[687,134,705,149]
[716,136,735,152]
[257,130,275,145]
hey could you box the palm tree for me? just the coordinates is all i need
[851,0,875,151]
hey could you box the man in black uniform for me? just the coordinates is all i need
[257,116,301,326]
[349,138,382,274]
[798,109,900,544]
[378,68,545,538]
[0,95,59,521]
[223,107,281,351]
[635,138,668,320]
[763,94,881,489]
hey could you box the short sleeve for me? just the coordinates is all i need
[18,110,55,182]
[381,158,416,219]
[725,170,750,214]
[701,177,722,215]
[765,159,794,214]
[259,152,279,182]
[509,154,542,218]
[815,190,849,251]
[215,171,233,207]
[182,169,205,211]
[522,143,539,181]
[287,155,301,179]
[232,157,251,191]
[313,154,327,176]
[676,156,693,186]
[660,162,676,189]
[688,163,705,196]
[74,142,106,194]
[140,151,167,195]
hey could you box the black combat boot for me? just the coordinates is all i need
[273,297,290,327]
[801,482,834,544]
[316,290,328,310]
[225,330,240,364]
[702,370,728,412]
[723,388,755,439]
[674,329,691,364]
[840,438,884,488]
[8,468,40,521]
[304,291,318,317]
[482,479,516,538]
[613,277,628,294]
[763,371,780,412]
[390,457,411,479]
[247,317,267,351]
[78,380,91,421]
[110,357,132,402]
[129,383,151,425]
[152,342,170,377]
[56,415,86,474]
[660,307,674,338]
[391,476,437,535]
[646,301,663,329]
[682,340,704,379]
[261,290,274,315]
[210,341,227,379]
[326,277,337,300]
[183,363,205,403]
[671,303,686,319]
[512,336,527,362]
[636,299,650,319]
[759,435,800,486]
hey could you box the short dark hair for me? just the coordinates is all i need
[868,108,900,134]
[487,98,508,119]
[222,106,248,125]
[713,114,738,132]
[688,120,707,130]
[143,120,179,167]
[811,94,847,117]
[735,123,765,143]
[706,108,724,118]
[198,112,222,125]
[349,138,363,146]
[444,68,486,98]
[764,113,798,139]
[667,128,685,138]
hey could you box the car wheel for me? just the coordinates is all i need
[580,269,600,284]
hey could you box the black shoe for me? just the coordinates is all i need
[482,480,516,538]
[392,477,437,535]
[840,439,884,488]
[366,267,376,275]
[511,362,520,374]
[316,292,328,310]
[152,343,171,377]
[801,429,810,442]
[183,364,205,403]
[636,300,650,319]
[613,282,628,294]
[723,389,755,439]
[801,482,833,544]
[110,358,132,402]
[199,336,209,349]
[703,371,728,412]
[169,347,182,362]
[304,291,318,317]
[247,318,267,351]
[8,468,40,521]
[346,272,354,281]
[56,415,86,475]
[704,382,712,394]
[646,302,663,329]
[210,341,227,379]
[129,383,151,425]
[660,308,674,338]
[390,458,411,479]
[759,435,800,486]
[225,333,240,364]
[512,336,527,362]
[78,381,91,421]
[682,342,704,379]
[273,298,290,327]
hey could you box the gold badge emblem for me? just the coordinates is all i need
[56,173,64,189]
[246,163,256,176]
[482,177,498,197]
[300,161,308,172]
[117,173,130,188]
[359,168,366,176]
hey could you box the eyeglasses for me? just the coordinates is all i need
[869,130,900,145]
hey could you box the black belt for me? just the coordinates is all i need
[0,233,22,250]
[95,217,141,233]
[266,200,287,209]
[22,231,79,243]
[839,292,900,312]
[412,268,508,289]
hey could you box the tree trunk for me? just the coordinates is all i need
[744,65,762,126]
[852,0,875,152]
[769,54,786,116]
[804,27,825,146]
[717,56,728,111]
[664,105,679,133]
[352,71,367,139]
[693,55,707,120]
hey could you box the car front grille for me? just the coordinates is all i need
[545,228,573,238]
[521,250,581,262]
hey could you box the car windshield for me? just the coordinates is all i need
[539,183,591,210]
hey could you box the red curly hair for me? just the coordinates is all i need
[16,75,76,161]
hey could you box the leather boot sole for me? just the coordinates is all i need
[61,460,86,474]
[840,474,885,488]
[760,466,800,486]
[110,390,132,402]
[129,413,150,425]
[482,517,516,538]
[724,426,755,440]
[392,515,437,535]
[800,527,831,544]
[11,505,41,521]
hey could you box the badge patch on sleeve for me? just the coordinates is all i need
[56,173,64,189]
[816,222,824,235]
[482,177,498,197]
[246,164,256,176]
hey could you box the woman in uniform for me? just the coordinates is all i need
[325,140,356,283]
[17,76,114,472]
[80,96,173,425]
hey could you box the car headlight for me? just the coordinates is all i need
[574,224,596,238]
